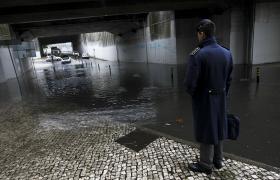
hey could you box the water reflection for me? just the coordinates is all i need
[1,58,280,167]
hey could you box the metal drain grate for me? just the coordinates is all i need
[115,129,160,152]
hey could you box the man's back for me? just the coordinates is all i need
[185,37,233,96]
[198,44,232,92]
[185,36,233,144]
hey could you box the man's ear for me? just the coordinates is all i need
[199,32,206,40]
[199,31,205,38]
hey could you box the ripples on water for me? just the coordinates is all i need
[27,60,180,128]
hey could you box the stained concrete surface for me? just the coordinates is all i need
[0,58,280,168]
[115,129,161,152]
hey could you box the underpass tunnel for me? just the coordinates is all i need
[18,6,240,97]
[1,0,280,111]
[0,0,280,168]
[1,0,280,119]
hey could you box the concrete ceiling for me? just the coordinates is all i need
[0,0,231,24]
[29,21,142,37]
[1,0,239,40]
[12,14,147,38]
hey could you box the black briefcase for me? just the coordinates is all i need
[227,114,240,140]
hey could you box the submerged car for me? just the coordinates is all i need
[82,53,90,59]
[46,55,62,62]
[61,55,72,64]
[73,51,80,57]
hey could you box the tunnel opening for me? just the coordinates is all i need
[1,1,280,176]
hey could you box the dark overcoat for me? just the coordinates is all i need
[184,36,233,145]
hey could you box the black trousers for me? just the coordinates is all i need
[199,141,223,169]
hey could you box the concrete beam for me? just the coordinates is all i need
[0,0,101,8]
[0,0,228,24]
[12,14,146,38]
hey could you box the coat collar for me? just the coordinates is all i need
[198,36,217,48]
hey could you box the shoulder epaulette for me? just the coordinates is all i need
[221,45,229,50]
[190,47,200,56]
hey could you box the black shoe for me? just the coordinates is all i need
[213,161,223,169]
[188,163,212,175]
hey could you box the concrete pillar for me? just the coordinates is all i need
[0,46,17,82]
[212,10,231,48]
[253,2,280,64]
[230,0,256,66]
[0,53,5,83]
[146,11,177,64]
[230,8,247,64]
[175,17,199,64]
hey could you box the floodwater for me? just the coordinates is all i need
[1,58,280,167]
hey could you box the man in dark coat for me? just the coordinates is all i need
[184,19,233,174]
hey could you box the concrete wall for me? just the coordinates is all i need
[118,11,177,64]
[253,2,280,64]
[33,38,41,59]
[93,45,117,61]
[176,11,231,64]
[80,32,117,61]
[0,46,16,83]
[230,8,247,64]
[0,46,23,102]
[175,17,200,64]
[81,11,177,64]
[10,42,36,75]
[146,13,177,64]
[78,4,280,65]
[117,29,147,63]
[0,40,37,84]
[213,11,231,48]
[0,56,4,83]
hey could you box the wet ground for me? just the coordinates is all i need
[1,58,280,168]
[1,106,279,179]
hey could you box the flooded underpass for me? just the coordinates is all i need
[1,56,280,179]
[1,58,279,170]
[1,0,280,178]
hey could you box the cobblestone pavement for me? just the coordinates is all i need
[0,104,279,180]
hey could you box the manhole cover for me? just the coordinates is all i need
[115,129,160,152]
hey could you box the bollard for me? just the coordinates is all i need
[256,67,260,83]
[170,67,174,87]
[98,64,100,71]
[171,67,174,80]
[109,65,111,76]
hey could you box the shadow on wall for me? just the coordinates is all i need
[80,11,177,64]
